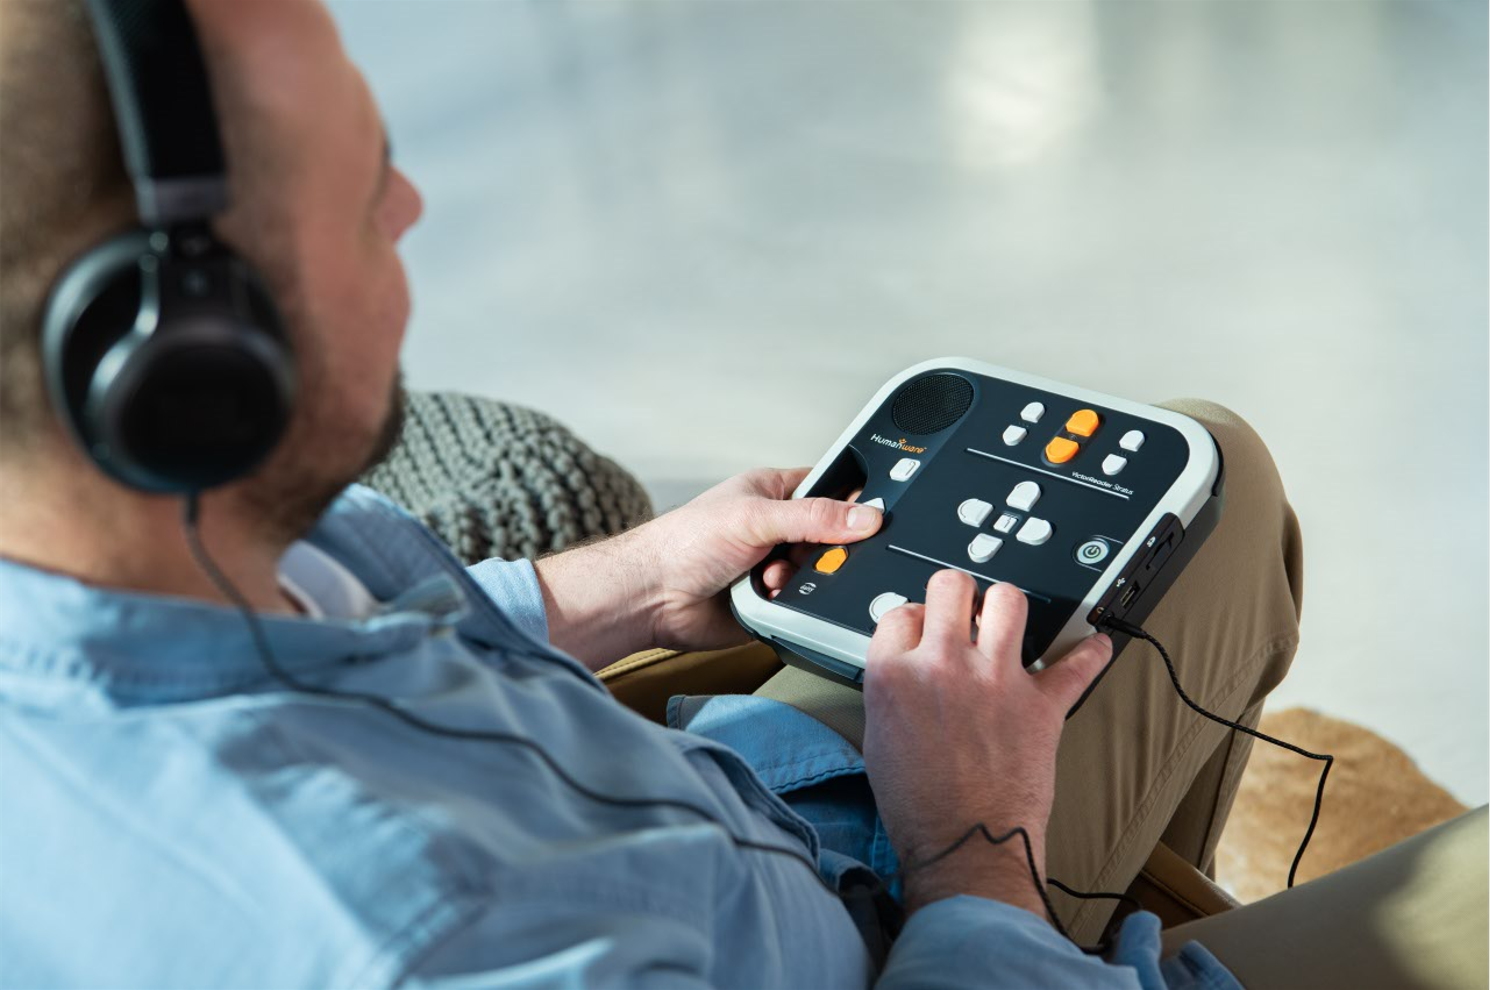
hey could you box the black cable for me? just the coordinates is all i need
[902,823,1071,940]
[1048,878,1142,918]
[180,494,1138,955]
[1099,615,1333,889]
[181,496,838,888]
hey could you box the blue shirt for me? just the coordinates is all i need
[0,485,1236,989]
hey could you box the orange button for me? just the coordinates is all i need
[1065,409,1100,437]
[1046,437,1080,463]
[814,546,848,574]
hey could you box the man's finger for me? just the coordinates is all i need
[745,466,812,500]
[921,569,977,650]
[975,582,1029,665]
[761,559,794,589]
[868,602,924,659]
[739,496,882,550]
[1035,633,1114,710]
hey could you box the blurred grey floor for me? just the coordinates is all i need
[330,1,1488,805]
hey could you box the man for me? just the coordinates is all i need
[3,2,1482,988]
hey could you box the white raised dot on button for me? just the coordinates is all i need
[1007,480,1041,512]
[1020,402,1045,423]
[869,591,909,623]
[957,498,993,527]
[993,513,1018,534]
[1102,454,1127,476]
[862,497,886,511]
[1002,425,1027,446]
[968,534,1002,563]
[1016,518,1053,546]
[1119,430,1145,452]
[889,458,920,482]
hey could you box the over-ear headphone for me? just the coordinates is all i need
[41,0,295,494]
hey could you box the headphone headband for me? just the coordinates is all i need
[43,0,296,494]
[85,0,226,225]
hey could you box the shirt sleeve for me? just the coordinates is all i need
[877,898,1240,990]
[465,558,549,644]
[400,902,715,989]
[403,896,1237,990]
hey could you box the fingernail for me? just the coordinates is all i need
[846,506,880,532]
[1093,633,1112,650]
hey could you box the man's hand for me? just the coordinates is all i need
[861,573,1112,919]
[639,467,882,652]
[532,467,881,669]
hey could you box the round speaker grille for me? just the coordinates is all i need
[891,373,974,435]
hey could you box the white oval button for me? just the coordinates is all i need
[1016,518,1053,546]
[1007,481,1041,512]
[869,592,909,622]
[968,534,1003,563]
[958,498,993,527]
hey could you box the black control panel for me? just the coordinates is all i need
[760,369,1201,668]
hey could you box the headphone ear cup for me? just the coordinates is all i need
[88,305,294,492]
[42,229,296,493]
[42,230,154,463]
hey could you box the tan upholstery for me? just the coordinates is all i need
[1128,840,1241,927]
[597,642,783,725]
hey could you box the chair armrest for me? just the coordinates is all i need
[1128,841,1241,927]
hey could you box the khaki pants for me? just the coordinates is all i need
[1162,805,1488,990]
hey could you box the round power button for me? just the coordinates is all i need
[1075,538,1111,566]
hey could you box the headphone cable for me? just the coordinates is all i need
[1098,615,1333,889]
[180,495,1256,955]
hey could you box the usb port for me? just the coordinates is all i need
[1119,583,1141,609]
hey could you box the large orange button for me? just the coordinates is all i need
[1046,437,1080,463]
[1065,409,1100,437]
[814,546,848,574]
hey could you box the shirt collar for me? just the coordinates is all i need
[0,486,481,711]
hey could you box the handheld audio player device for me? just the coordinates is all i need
[729,358,1225,687]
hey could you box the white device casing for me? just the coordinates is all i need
[728,357,1221,673]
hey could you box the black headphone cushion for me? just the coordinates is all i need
[95,325,293,490]
[42,229,295,492]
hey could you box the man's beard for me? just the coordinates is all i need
[360,375,407,477]
[235,371,408,545]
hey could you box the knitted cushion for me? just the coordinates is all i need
[360,392,654,566]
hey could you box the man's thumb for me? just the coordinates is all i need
[746,496,882,547]
[1038,633,1114,710]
